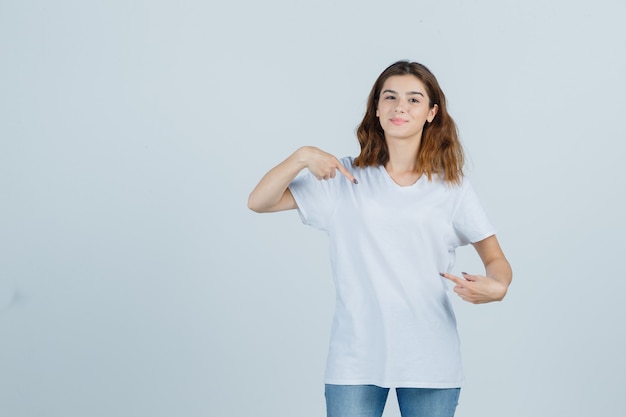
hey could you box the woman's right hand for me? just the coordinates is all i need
[298,146,358,184]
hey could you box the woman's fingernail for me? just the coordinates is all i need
[439,272,445,277]
[461,272,468,275]
[353,178,359,184]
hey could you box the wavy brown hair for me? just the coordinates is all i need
[354,60,464,185]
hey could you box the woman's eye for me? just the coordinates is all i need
[409,98,420,103]
[384,95,395,100]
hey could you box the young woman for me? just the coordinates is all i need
[248,60,512,417]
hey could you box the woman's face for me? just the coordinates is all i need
[376,74,438,143]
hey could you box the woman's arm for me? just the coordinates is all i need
[247,146,357,213]
[440,235,512,304]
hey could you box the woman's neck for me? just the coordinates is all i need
[385,137,421,173]
[384,137,422,186]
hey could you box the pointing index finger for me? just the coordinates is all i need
[439,272,465,286]
[336,161,358,184]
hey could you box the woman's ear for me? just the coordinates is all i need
[427,104,439,123]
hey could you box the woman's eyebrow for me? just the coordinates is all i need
[382,89,424,97]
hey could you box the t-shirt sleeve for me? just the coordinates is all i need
[451,179,497,247]
[288,171,338,231]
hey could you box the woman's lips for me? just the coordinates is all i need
[390,118,408,126]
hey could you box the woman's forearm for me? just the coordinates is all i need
[485,257,512,301]
[247,147,308,213]
[248,146,357,213]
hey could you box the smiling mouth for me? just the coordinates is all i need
[390,118,408,125]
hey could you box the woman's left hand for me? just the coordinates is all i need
[439,272,508,304]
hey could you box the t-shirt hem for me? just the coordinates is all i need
[324,378,464,389]
[288,183,311,226]
[469,228,498,244]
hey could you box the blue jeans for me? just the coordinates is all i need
[325,384,460,417]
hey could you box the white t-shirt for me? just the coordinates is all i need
[288,157,496,388]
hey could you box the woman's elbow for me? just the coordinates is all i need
[247,193,264,213]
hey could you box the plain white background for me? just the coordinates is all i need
[1,1,625,416]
